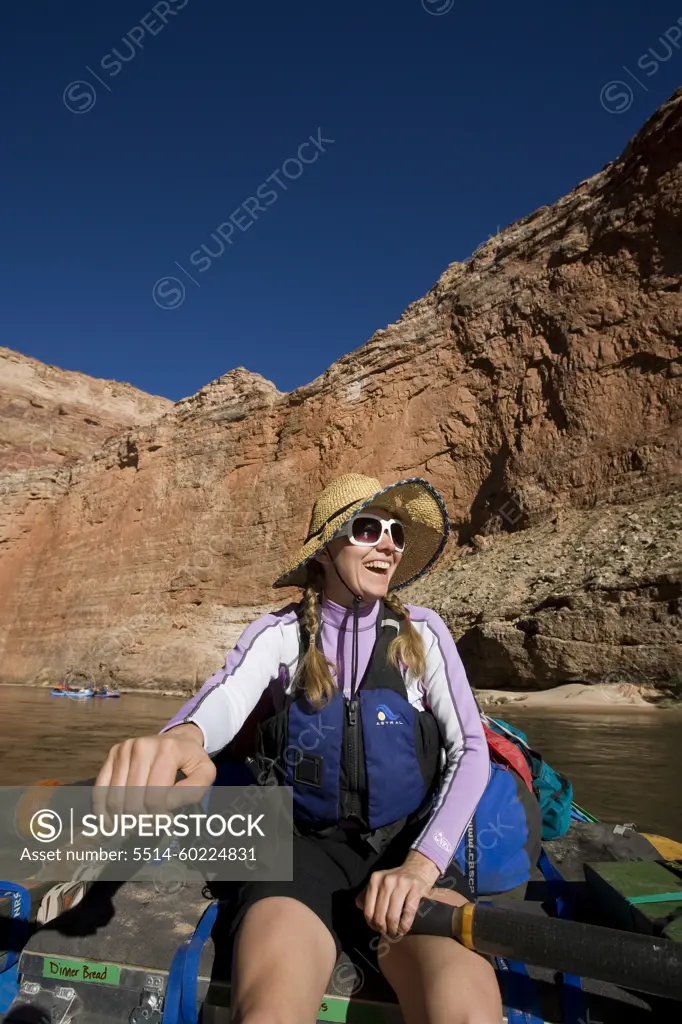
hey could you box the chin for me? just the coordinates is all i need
[361,576,392,600]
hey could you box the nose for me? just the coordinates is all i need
[375,530,396,556]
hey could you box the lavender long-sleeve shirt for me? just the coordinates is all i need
[162,597,490,874]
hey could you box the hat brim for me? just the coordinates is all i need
[273,477,449,592]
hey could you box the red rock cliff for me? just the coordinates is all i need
[0,346,172,473]
[0,90,680,692]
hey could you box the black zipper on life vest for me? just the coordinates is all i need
[343,596,363,819]
[345,697,362,819]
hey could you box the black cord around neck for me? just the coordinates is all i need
[326,545,362,696]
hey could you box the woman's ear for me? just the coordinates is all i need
[314,548,331,566]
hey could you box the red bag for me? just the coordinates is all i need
[483,723,533,791]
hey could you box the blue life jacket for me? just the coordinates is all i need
[247,602,542,892]
[252,603,442,844]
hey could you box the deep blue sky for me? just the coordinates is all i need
[3,0,681,400]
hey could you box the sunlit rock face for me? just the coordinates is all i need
[1,90,680,693]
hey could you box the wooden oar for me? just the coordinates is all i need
[410,898,682,1002]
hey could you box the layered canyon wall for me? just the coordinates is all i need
[0,91,680,693]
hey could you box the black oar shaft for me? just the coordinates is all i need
[410,899,682,1003]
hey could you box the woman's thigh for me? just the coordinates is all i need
[231,896,338,1024]
[376,888,503,1024]
[225,831,370,1020]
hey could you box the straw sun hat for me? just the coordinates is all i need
[273,474,450,592]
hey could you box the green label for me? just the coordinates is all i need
[317,995,395,1022]
[42,957,120,986]
[317,998,347,1022]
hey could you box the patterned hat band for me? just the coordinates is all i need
[303,499,362,544]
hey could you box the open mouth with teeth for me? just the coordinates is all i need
[364,561,391,576]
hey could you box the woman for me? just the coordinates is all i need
[96,473,502,1023]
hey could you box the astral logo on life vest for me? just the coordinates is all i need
[376,704,404,725]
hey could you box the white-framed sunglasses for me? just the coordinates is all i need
[340,513,406,552]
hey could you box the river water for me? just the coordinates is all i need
[1,687,681,841]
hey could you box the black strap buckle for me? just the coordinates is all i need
[293,752,323,787]
[362,817,408,855]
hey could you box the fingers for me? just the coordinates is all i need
[93,735,215,820]
[126,739,160,788]
[372,876,394,935]
[136,738,179,814]
[106,739,134,820]
[360,870,429,938]
[109,739,135,788]
[360,871,381,927]
[398,889,422,935]
[153,736,216,808]
[166,759,216,811]
[382,881,412,938]
[177,740,216,786]
[92,740,131,825]
[94,749,114,790]
[121,741,153,817]
[93,748,115,820]
[361,871,407,938]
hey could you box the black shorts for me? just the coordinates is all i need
[219,821,473,962]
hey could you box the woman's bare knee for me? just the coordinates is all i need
[377,889,502,1024]
[231,897,337,1024]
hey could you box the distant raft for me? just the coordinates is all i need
[49,688,94,699]
[49,686,120,699]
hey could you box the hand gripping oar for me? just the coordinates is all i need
[409,899,682,1003]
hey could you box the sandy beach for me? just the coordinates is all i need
[475,681,670,710]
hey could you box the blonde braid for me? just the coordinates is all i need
[383,591,427,681]
[296,563,337,707]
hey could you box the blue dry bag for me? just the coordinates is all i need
[452,761,542,896]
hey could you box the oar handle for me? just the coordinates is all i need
[410,899,682,1003]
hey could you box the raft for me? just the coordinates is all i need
[49,689,94,700]
[49,688,120,699]
[1,817,681,1023]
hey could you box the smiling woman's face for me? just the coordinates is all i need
[314,504,404,605]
